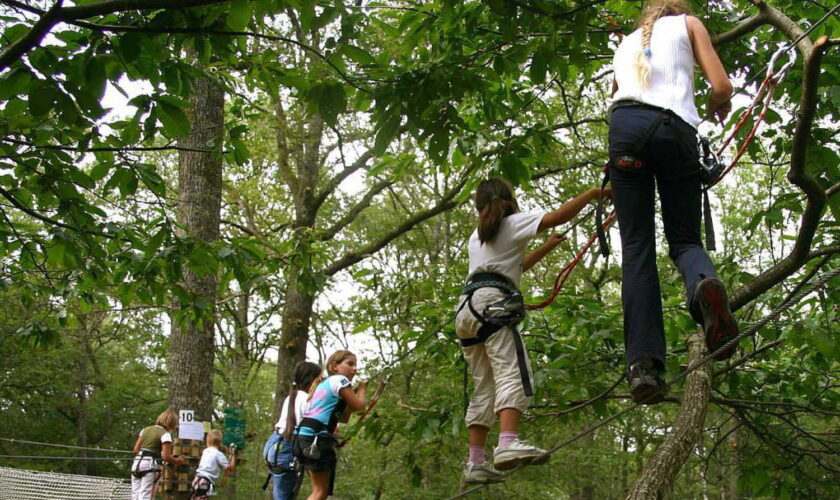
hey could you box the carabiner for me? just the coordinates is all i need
[767,45,797,81]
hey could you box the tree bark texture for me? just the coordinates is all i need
[626,332,712,500]
[274,265,315,417]
[272,99,323,417]
[168,74,224,423]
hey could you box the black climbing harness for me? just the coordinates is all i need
[456,272,532,397]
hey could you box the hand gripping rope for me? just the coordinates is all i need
[448,266,839,499]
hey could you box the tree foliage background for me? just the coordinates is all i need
[0,0,837,499]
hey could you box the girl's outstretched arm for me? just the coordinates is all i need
[537,187,607,232]
[523,233,565,272]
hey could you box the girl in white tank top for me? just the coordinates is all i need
[607,0,740,406]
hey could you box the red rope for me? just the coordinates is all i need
[709,62,788,188]
[526,211,616,310]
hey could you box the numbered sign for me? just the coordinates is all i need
[179,410,195,424]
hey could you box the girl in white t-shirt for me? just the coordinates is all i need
[265,361,322,500]
[191,429,235,499]
[456,178,606,485]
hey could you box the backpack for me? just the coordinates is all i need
[263,431,295,474]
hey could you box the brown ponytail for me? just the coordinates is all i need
[475,178,518,244]
[283,361,322,440]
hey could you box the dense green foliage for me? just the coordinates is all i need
[0,0,837,499]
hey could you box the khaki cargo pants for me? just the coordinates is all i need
[456,288,534,429]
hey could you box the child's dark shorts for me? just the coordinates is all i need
[293,434,337,473]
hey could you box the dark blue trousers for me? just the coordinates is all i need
[608,106,718,371]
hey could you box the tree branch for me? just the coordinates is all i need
[2,137,222,154]
[312,147,376,215]
[0,0,63,72]
[273,98,297,192]
[729,36,830,311]
[318,179,394,242]
[627,332,712,498]
[59,0,228,20]
[713,1,813,58]
[0,186,112,238]
[0,0,229,71]
[323,165,476,276]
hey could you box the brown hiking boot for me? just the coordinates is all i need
[696,277,739,360]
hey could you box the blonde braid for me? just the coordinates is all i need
[632,0,691,90]
[633,17,656,90]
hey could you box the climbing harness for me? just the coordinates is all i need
[189,474,213,500]
[130,448,162,479]
[456,272,532,396]
[457,273,526,332]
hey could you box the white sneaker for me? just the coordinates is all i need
[463,461,506,484]
[493,439,550,471]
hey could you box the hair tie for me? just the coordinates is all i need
[644,48,652,57]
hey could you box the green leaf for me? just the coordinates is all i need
[428,129,449,163]
[342,45,377,66]
[497,152,530,186]
[227,0,252,31]
[84,56,107,101]
[0,68,34,100]
[374,111,401,154]
[530,43,552,85]
[312,83,346,127]
[117,32,142,61]
[28,85,57,117]
[156,100,191,138]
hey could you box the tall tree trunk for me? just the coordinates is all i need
[167,74,224,498]
[273,109,322,417]
[275,265,315,417]
[626,331,712,499]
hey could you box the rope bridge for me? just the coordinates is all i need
[0,466,130,500]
